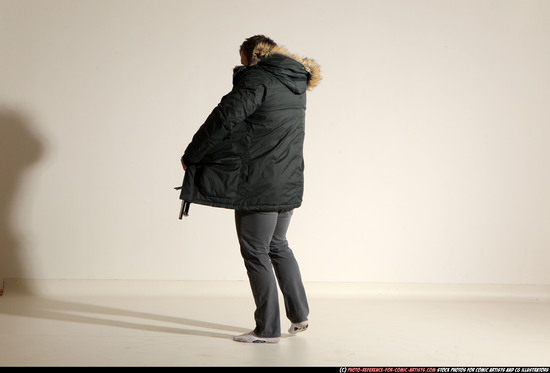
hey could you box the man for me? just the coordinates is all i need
[180,35,320,343]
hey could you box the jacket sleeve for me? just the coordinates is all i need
[183,73,266,164]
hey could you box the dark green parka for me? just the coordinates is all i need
[179,45,321,211]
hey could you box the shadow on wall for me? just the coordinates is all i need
[0,110,45,294]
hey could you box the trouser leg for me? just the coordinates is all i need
[235,210,309,338]
[268,210,309,324]
[235,210,281,338]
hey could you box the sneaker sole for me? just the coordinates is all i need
[289,324,308,335]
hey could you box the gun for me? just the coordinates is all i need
[174,186,190,218]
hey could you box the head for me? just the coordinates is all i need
[239,35,277,66]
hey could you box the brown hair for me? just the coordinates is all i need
[239,35,277,65]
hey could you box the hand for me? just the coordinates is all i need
[180,156,187,171]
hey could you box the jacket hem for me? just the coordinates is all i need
[183,198,301,211]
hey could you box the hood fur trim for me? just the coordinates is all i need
[250,43,321,91]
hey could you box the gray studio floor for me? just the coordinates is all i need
[0,280,549,367]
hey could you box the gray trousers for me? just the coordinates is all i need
[235,210,309,338]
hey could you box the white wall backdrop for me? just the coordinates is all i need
[1,0,549,286]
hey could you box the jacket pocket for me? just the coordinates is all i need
[196,158,241,200]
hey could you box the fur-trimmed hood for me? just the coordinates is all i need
[248,43,321,92]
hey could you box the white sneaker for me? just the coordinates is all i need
[233,331,280,343]
[288,320,309,335]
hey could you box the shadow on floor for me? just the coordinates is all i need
[0,295,250,339]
